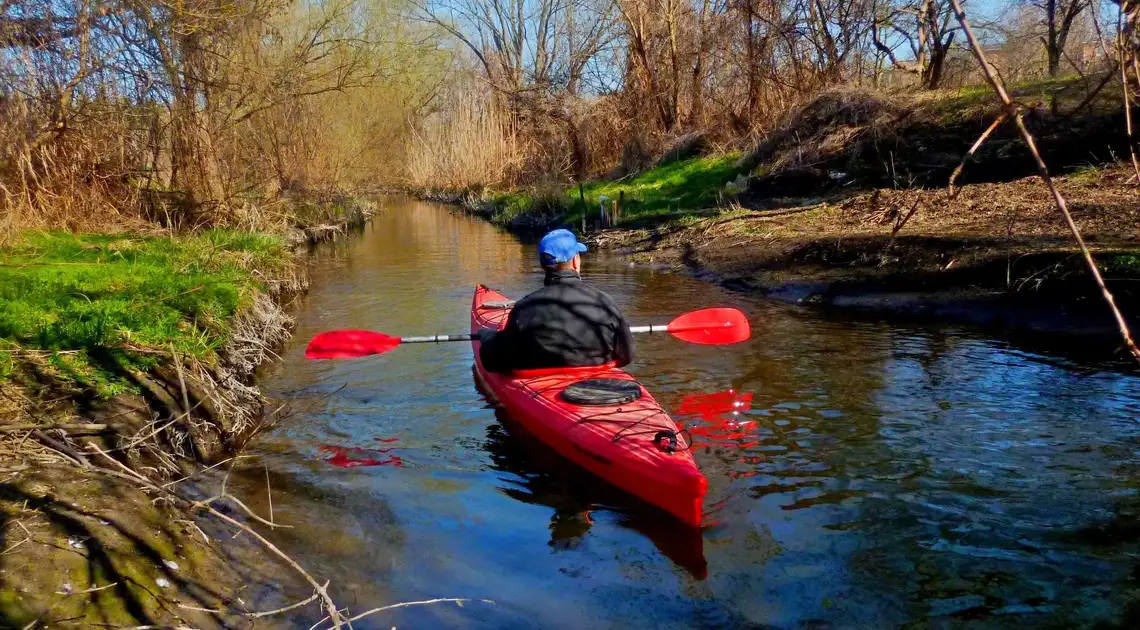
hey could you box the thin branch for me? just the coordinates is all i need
[949,0,1140,363]
[265,464,274,526]
[84,445,344,627]
[334,598,494,627]
[1061,64,1120,120]
[949,113,1007,196]
[1119,5,1140,183]
[0,423,108,433]
[248,587,322,618]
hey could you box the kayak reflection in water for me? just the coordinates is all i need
[319,443,404,468]
[482,419,708,578]
[477,229,635,373]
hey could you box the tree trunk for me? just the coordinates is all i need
[688,0,711,126]
[744,0,760,125]
[1047,46,1062,77]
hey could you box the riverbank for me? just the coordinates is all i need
[438,162,1140,348]
[587,165,1140,345]
[418,80,1140,349]
[0,198,373,627]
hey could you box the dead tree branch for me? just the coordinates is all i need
[949,0,1140,363]
[84,444,346,627]
[949,113,1007,196]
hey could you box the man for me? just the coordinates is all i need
[478,229,635,373]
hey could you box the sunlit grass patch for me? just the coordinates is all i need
[576,154,741,222]
[488,154,743,229]
[0,230,291,397]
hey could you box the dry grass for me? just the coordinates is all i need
[405,89,525,191]
[595,165,1140,268]
[727,166,1139,243]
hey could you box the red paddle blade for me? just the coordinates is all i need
[667,308,750,345]
[305,330,402,359]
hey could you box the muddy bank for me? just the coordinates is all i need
[0,200,374,628]
[581,170,1140,349]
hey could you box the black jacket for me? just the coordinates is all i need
[479,270,635,373]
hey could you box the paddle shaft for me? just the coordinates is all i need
[400,321,731,344]
[401,334,477,343]
[630,322,732,334]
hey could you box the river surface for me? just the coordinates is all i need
[240,197,1140,629]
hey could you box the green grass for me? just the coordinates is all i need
[491,154,743,229]
[925,75,1110,123]
[0,230,291,397]
[576,154,741,222]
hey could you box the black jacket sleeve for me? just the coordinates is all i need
[602,294,635,368]
[613,316,634,367]
[478,314,519,374]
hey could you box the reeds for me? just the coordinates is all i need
[405,89,524,191]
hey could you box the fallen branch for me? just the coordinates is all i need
[0,423,109,433]
[949,0,1140,363]
[84,444,346,628]
[33,431,90,469]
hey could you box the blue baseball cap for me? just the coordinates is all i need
[538,229,588,265]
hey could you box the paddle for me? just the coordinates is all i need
[304,307,750,360]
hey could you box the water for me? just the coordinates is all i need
[241,197,1140,629]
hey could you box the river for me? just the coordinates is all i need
[234,197,1140,629]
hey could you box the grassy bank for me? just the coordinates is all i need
[491,154,742,229]
[0,199,375,628]
[0,230,292,398]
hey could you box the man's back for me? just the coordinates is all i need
[478,269,634,373]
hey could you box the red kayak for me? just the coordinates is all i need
[471,284,707,526]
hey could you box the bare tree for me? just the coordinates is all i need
[1024,0,1093,76]
[415,0,618,179]
[873,0,961,88]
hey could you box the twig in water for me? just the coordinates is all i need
[333,597,495,627]
[1,536,30,556]
[949,0,1140,363]
[177,603,224,614]
[219,494,292,530]
[265,464,274,526]
[248,585,323,618]
[59,582,119,596]
[160,457,234,490]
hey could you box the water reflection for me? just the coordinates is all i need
[248,197,1140,629]
[482,409,709,579]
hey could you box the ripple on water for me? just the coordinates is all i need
[245,198,1140,629]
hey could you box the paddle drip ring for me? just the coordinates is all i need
[560,378,643,406]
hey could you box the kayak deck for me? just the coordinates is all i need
[471,284,706,526]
